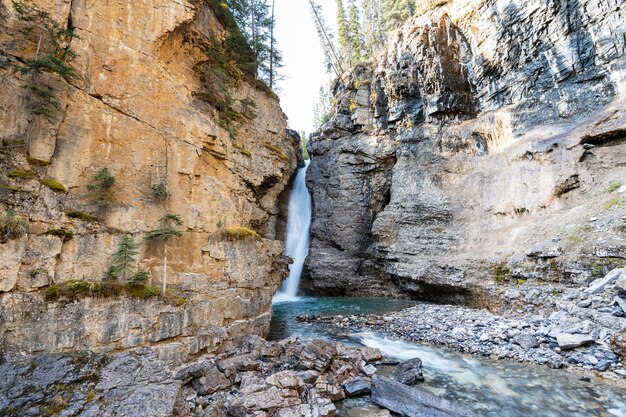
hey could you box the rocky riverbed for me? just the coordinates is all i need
[0,335,472,417]
[298,268,626,385]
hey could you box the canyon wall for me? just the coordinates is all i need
[306,0,626,312]
[0,0,299,363]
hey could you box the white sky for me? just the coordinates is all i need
[273,0,338,134]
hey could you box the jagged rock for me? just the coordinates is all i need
[308,389,336,417]
[266,371,305,393]
[513,334,540,351]
[300,339,338,372]
[342,377,372,396]
[227,387,301,417]
[610,331,626,365]
[556,334,595,350]
[191,365,231,396]
[614,296,626,314]
[371,375,478,417]
[217,354,261,378]
[391,358,425,385]
[347,406,391,417]
[615,271,626,294]
[363,364,378,377]
[585,269,624,295]
[361,347,384,363]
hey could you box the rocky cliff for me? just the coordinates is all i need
[0,0,299,363]
[306,0,626,312]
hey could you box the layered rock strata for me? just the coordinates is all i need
[306,0,626,311]
[0,0,299,362]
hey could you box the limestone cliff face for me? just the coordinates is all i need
[306,0,626,311]
[0,0,299,363]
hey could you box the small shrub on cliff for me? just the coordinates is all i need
[605,180,624,194]
[0,210,28,242]
[12,1,80,122]
[44,280,163,302]
[150,181,169,201]
[86,168,116,209]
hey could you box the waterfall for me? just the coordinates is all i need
[273,160,312,303]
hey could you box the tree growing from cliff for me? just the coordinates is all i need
[348,0,366,63]
[382,0,416,34]
[145,214,184,294]
[336,0,352,68]
[12,1,79,122]
[106,234,139,281]
[361,0,387,56]
[226,0,282,86]
[307,0,343,76]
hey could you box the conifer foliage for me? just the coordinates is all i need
[223,0,282,87]
[107,234,139,281]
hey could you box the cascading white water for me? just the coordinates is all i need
[273,160,312,303]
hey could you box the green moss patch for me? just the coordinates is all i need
[222,226,259,239]
[41,178,68,193]
[263,143,288,161]
[65,210,99,222]
[27,156,51,166]
[8,169,35,179]
[45,228,74,242]
[45,280,163,302]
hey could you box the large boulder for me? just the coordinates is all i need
[371,375,477,417]
[391,358,425,385]
[299,339,338,372]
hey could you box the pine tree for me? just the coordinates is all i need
[107,234,139,281]
[313,84,333,128]
[348,0,365,64]
[382,0,416,35]
[227,0,282,86]
[336,0,352,68]
[361,0,387,56]
[307,0,343,76]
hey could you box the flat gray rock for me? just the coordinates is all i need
[556,333,595,350]
[585,269,624,294]
[371,375,478,417]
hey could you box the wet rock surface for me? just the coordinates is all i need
[371,375,478,417]
[299,270,626,383]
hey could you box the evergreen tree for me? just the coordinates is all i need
[348,0,365,64]
[335,0,352,68]
[382,0,416,35]
[307,0,343,76]
[361,0,387,56]
[145,214,184,294]
[227,0,282,86]
[107,234,139,281]
[313,84,333,128]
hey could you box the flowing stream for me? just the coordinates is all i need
[273,160,311,303]
[271,298,626,417]
[270,161,626,416]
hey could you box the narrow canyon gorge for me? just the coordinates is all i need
[0,0,625,416]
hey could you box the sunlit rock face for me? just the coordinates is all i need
[306,0,626,312]
[0,0,299,363]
